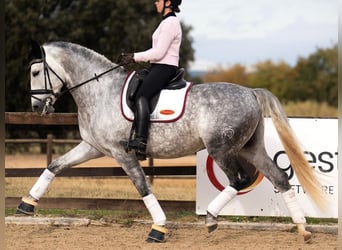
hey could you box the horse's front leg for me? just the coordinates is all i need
[115,153,167,243]
[16,141,104,215]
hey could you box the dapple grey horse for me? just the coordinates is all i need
[17,41,324,243]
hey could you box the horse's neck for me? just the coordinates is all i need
[45,43,126,114]
[66,62,125,111]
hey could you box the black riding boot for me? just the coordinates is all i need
[121,97,150,157]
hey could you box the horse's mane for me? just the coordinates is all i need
[44,41,115,68]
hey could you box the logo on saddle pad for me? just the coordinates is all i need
[120,70,192,122]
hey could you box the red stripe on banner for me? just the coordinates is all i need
[206,155,264,195]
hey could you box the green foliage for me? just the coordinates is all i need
[293,45,337,106]
[203,64,248,84]
[248,60,296,102]
[5,0,194,112]
[5,0,196,150]
[202,45,338,107]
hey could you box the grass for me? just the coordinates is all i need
[6,174,337,226]
[5,177,196,200]
[5,208,337,226]
[283,100,337,117]
[6,207,196,222]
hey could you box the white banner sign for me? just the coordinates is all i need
[196,118,337,218]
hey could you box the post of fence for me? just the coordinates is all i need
[46,134,53,167]
[148,157,154,184]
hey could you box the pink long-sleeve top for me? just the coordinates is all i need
[134,15,182,67]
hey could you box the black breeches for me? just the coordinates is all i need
[133,64,177,139]
[135,64,177,102]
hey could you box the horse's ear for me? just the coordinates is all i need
[28,40,45,62]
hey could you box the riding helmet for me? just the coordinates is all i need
[170,0,182,12]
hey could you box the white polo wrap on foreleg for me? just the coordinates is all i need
[143,194,166,226]
[29,169,55,200]
[207,186,238,217]
[282,189,306,224]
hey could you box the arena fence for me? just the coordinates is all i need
[5,112,196,211]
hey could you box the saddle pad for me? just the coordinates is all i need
[120,71,192,123]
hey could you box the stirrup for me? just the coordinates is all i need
[119,140,147,160]
[120,140,131,153]
[136,151,147,161]
[120,137,147,159]
[129,139,147,152]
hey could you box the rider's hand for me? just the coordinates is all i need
[119,53,135,64]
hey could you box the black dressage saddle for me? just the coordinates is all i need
[125,68,186,112]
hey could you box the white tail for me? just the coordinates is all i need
[253,88,326,211]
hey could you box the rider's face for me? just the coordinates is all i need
[155,0,170,14]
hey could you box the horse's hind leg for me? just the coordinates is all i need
[16,141,104,215]
[205,153,251,233]
[238,119,312,243]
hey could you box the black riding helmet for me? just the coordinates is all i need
[170,0,182,12]
[162,0,182,13]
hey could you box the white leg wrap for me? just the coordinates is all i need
[207,186,238,217]
[282,189,306,224]
[29,169,55,200]
[143,194,166,226]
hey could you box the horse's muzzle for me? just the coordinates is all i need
[32,97,55,115]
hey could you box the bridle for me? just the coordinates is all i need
[29,48,125,113]
[29,56,66,114]
[29,58,66,98]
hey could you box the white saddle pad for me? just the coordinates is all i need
[120,71,192,122]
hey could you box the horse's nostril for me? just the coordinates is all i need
[32,105,39,111]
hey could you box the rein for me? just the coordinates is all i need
[59,63,125,97]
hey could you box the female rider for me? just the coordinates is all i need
[120,0,182,157]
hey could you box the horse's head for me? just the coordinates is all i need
[28,40,68,115]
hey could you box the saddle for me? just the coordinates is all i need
[120,68,192,123]
[126,68,187,112]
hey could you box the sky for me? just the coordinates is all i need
[178,0,338,71]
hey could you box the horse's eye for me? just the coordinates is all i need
[32,71,40,77]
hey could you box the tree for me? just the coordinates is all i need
[248,60,296,101]
[200,44,337,106]
[203,64,248,85]
[293,45,337,106]
[5,0,195,112]
[5,0,195,153]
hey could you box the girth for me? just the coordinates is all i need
[126,68,186,112]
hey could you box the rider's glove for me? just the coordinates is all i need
[119,53,135,64]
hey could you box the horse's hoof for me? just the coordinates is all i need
[296,224,312,244]
[298,231,313,244]
[207,223,218,233]
[146,224,167,243]
[15,197,37,216]
[205,212,218,233]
